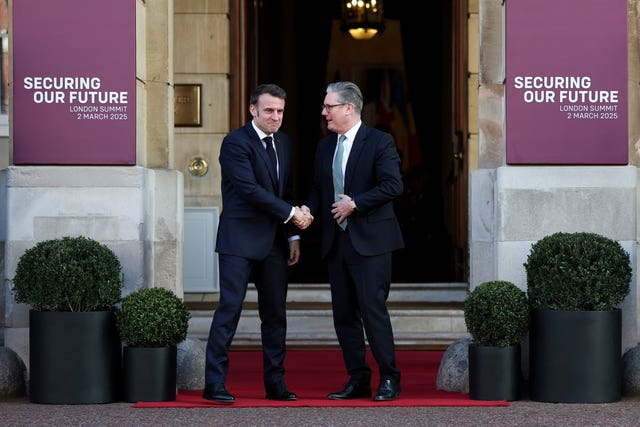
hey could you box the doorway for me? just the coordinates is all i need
[231,0,468,284]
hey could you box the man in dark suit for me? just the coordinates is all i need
[203,84,312,404]
[303,81,404,401]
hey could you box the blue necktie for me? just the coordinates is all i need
[333,135,347,230]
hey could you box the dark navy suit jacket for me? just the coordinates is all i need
[306,124,405,258]
[215,122,297,260]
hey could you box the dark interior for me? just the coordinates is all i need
[247,1,461,284]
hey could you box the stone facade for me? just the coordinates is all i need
[470,0,640,354]
[2,166,183,368]
[2,0,640,369]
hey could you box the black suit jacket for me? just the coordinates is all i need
[215,122,297,260]
[307,124,405,258]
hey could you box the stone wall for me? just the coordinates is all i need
[2,166,183,369]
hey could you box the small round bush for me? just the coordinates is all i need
[12,236,123,312]
[524,232,631,311]
[117,287,191,347]
[464,280,529,347]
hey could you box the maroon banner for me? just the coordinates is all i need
[506,0,627,164]
[13,0,136,165]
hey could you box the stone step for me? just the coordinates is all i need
[186,283,470,349]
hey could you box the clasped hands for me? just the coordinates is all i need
[293,206,314,229]
[292,195,354,229]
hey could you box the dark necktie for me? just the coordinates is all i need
[263,136,278,179]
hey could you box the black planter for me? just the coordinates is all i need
[29,310,121,404]
[530,309,622,403]
[468,343,522,401]
[123,346,177,402]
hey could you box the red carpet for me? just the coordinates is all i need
[134,350,508,408]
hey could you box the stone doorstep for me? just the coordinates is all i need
[186,282,469,307]
[188,306,468,350]
[186,282,469,349]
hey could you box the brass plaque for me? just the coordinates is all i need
[174,84,202,127]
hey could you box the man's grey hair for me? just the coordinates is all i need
[326,81,363,114]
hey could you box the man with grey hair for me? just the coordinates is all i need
[303,81,404,401]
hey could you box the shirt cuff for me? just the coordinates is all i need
[285,206,295,223]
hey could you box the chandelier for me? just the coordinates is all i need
[340,0,385,40]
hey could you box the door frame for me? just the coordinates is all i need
[229,0,469,283]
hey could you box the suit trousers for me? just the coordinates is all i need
[327,227,400,383]
[204,245,289,389]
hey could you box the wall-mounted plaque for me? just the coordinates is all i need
[175,84,201,127]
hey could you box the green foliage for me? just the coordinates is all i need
[464,280,529,347]
[116,287,191,347]
[12,236,123,312]
[524,232,632,311]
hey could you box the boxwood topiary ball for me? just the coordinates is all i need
[524,232,631,311]
[117,287,191,347]
[12,236,123,312]
[464,280,529,347]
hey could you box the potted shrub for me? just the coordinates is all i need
[11,236,124,404]
[524,231,632,403]
[464,280,529,401]
[116,287,191,402]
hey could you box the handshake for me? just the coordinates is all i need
[292,205,313,230]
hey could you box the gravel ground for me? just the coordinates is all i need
[2,395,640,427]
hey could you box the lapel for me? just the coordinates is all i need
[344,125,366,192]
[273,133,285,195]
[248,124,279,190]
[327,134,339,190]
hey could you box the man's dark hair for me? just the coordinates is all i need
[250,84,287,106]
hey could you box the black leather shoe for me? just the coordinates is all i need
[327,380,372,400]
[265,383,297,401]
[374,378,401,401]
[202,383,235,403]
